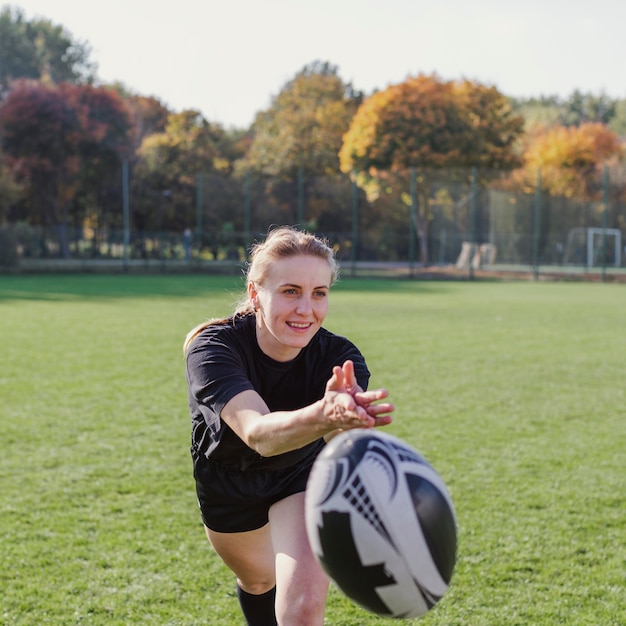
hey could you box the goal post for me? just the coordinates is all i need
[564,228,622,267]
[587,228,621,267]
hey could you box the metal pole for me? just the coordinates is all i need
[409,168,417,275]
[602,165,609,282]
[533,168,542,281]
[122,159,130,269]
[195,172,203,244]
[244,171,251,254]
[297,168,304,226]
[469,167,478,280]
[351,178,358,278]
[439,229,447,265]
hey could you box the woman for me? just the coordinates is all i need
[184,227,394,626]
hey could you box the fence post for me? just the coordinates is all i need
[122,159,130,269]
[602,165,609,282]
[409,167,417,276]
[297,168,304,226]
[469,167,478,280]
[244,172,251,254]
[533,167,542,281]
[351,178,358,278]
[195,172,203,256]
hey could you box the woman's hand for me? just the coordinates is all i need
[323,360,394,430]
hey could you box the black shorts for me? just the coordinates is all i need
[194,456,316,533]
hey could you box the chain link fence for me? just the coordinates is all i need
[2,166,625,278]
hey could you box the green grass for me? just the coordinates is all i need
[0,275,624,626]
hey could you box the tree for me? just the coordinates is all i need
[0,80,132,255]
[1,80,83,251]
[105,83,171,150]
[60,83,133,243]
[238,62,362,236]
[243,61,362,179]
[0,6,96,90]
[0,145,21,223]
[512,92,620,130]
[339,74,524,263]
[511,95,563,130]
[508,122,623,199]
[608,99,626,138]
[560,91,616,127]
[132,110,232,232]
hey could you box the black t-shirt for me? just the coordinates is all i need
[186,314,370,471]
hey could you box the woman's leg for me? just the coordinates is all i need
[205,524,277,625]
[205,523,276,592]
[269,492,329,626]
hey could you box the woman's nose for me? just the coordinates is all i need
[295,296,313,314]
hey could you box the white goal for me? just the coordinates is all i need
[564,228,622,267]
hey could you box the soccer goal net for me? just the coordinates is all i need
[564,228,622,267]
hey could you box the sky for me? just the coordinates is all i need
[7,0,626,129]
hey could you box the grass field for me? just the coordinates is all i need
[0,274,624,626]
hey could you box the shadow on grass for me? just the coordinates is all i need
[0,273,453,301]
[0,274,244,301]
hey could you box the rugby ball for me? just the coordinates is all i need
[305,430,457,619]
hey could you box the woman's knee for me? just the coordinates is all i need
[276,581,327,625]
[205,525,276,594]
[237,576,276,596]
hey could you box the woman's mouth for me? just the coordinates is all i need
[287,321,312,330]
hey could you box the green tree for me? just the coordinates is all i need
[512,92,619,130]
[243,61,362,179]
[340,73,524,263]
[132,110,233,233]
[0,6,96,89]
[239,61,362,235]
[511,95,562,130]
[608,99,626,138]
[560,90,616,127]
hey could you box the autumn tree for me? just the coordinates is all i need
[1,80,82,254]
[0,145,21,223]
[0,6,95,90]
[0,80,132,255]
[59,83,133,244]
[106,83,171,150]
[509,122,623,198]
[339,73,524,263]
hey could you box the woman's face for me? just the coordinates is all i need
[250,254,332,362]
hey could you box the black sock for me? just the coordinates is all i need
[236,584,277,626]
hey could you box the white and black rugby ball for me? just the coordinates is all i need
[305,429,457,619]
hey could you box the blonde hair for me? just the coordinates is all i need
[183,226,338,354]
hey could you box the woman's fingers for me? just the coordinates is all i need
[342,360,358,393]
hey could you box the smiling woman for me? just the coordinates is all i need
[183,226,394,626]
[249,255,331,362]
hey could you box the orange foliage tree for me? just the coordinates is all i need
[511,123,624,198]
[339,74,524,263]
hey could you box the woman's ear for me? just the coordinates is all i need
[248,282,259,310]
